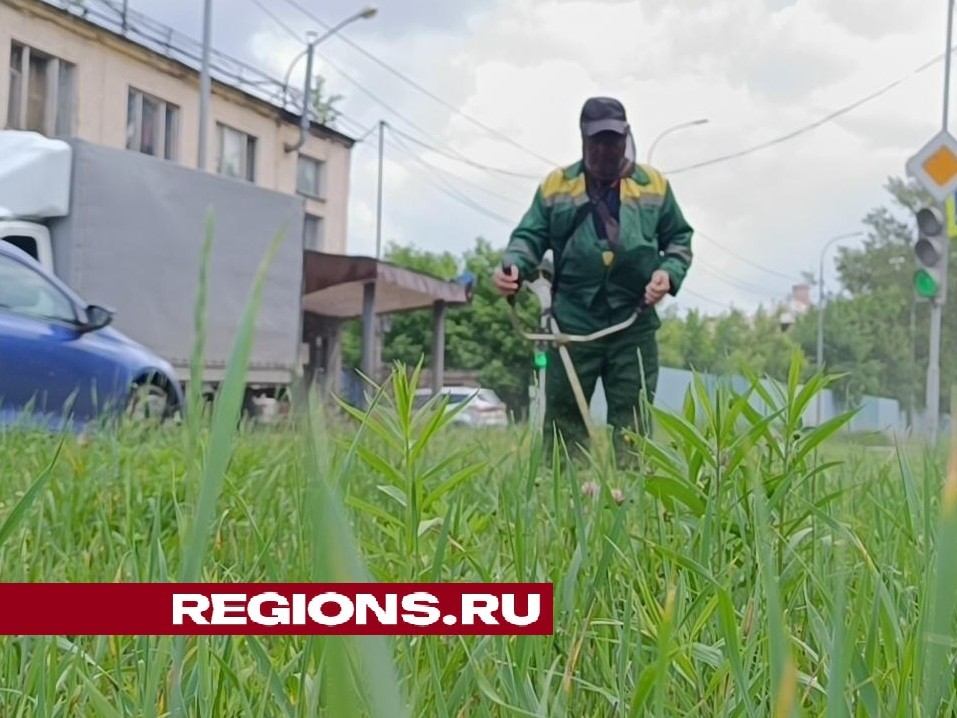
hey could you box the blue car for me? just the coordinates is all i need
[0,241,184,431]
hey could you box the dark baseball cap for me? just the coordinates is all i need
[580,97,629,136]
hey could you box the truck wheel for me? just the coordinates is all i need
[127,381,174,423]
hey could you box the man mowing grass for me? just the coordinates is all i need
[493,96,695,468]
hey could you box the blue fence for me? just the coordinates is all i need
[532,366,912,436]
[338,364,936,437]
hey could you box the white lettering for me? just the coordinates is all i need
[401,592,441,625]
[292,593,306,625]
[307,593,354,626]
[461,594,499,625]
[501,593,541,626]
[172,593,211,625]
[355,593,397,625]
[211,593,248,625]
[247,592,289,626]
[171,591,534,629]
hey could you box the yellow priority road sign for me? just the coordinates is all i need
[907,129,957,203]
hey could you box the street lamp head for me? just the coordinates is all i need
[691,118,709,126]
[359,5,378,19]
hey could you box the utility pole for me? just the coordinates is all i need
[373,120,386,383]
[910,296,917,429]
[945,0,954,131]
[905,0,957,444]
[927,0,954,444]
[928,297,943,445]
[375,120,385,259]
[198,0,212,170]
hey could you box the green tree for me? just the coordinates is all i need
[342,237,541,417]
[788,176,955,418]
[311,75,343,127]
[348,174,956,423]
[378,242,461,370]
[656,304,799,381]
[682,310,717,372]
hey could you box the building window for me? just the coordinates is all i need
[6,41,75,137]
[126,88,178,160]
[303,214,324,251]
[296,155,325,199]
[216,123,256,181]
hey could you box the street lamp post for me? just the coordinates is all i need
[283,5,378,153]
[815,230,865,425]
[198,0,212,170]
[646,118,709,164]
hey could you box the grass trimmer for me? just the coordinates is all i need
[502,258,647,463]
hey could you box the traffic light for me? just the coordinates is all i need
[913,206,949,302]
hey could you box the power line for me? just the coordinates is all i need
[673,287,736,312]
[388,134,518,226]
[247,0,301,41]
[663,46,955,175]
[274,0,561,169]
[247,0,434,140]
[245,0,548,185]
[387,131,531,209]
[692,256,788,297]
[388,134,785,309]
[386,125,542,181]
[694,230,800,281]
[252,0,955,196]
[246,0,894,293]
[274,0,953,180]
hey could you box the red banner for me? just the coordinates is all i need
[0,583,554,636]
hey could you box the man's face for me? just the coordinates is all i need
[584,131,627,181]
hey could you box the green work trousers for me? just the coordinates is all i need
[542,323,659,466]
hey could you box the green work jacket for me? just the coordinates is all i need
[502,160,694,335]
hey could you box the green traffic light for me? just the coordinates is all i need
[534,352,548,369]
[914,269,940,298]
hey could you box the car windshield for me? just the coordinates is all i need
[413,388,489,407]
[0,254,76,322]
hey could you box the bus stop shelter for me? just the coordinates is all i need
[301,250,474,399]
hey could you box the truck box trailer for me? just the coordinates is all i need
[0,131,307,412]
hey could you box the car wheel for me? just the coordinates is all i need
[126,381,174,423]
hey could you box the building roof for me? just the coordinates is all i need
[8,0,357,148]
[302,251,473,318]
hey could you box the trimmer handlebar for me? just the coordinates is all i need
[501,259,649,345]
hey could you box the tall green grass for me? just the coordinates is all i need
[1,217,956,715]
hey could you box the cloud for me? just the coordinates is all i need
[126,0,946,316]
[813,0,934,40]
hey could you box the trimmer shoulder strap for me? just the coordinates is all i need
[551,200,593,297]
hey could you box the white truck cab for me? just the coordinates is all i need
[0,130,67,271]
[0,220,54,269]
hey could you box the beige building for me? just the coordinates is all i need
[0,0,355,255]
[1,0,474,400]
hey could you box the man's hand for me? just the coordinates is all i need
[644,270,671,306]
[493,264,520,296]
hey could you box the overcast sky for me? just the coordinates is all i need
[126,0,948,316]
